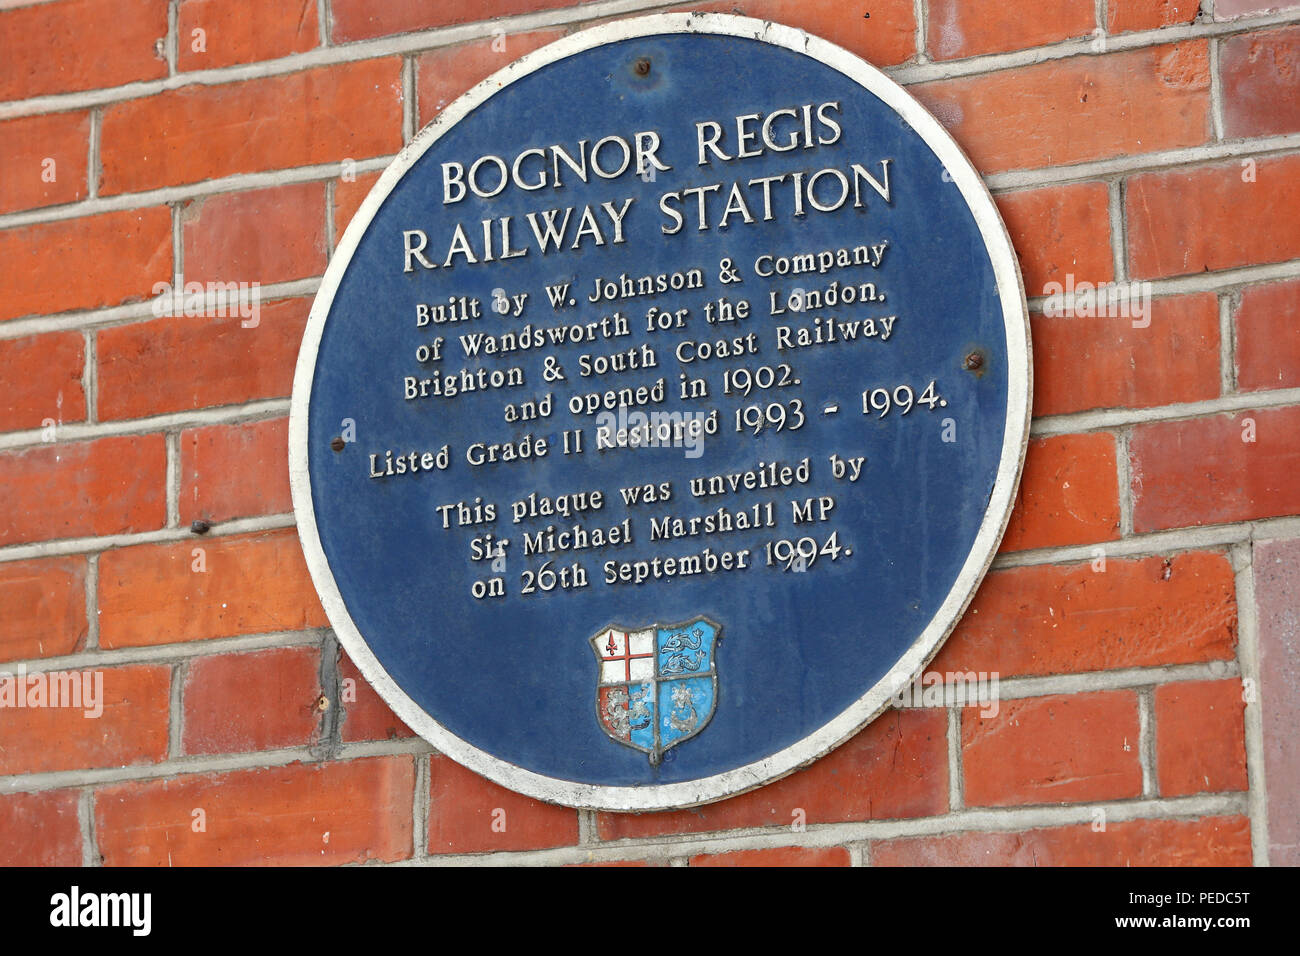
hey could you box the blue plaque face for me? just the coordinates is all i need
[290,14,1030,809]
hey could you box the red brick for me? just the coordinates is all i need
[928,0,1094,60]
[0,790,82,867]
[872,815,1252,866]
[182,646,322,755]
[333,170,382,247]
[598,709,947,840]
[415,29,567,126]
[1236,278,1300,392]
[0,207,172,322]
[428,753,579,854]
[178,0,320,71]
[0,665,170,776]
[98,530,328,649]
[332,0,622,42]
[1155,679,1249,796]
[0,112,90,214]
[690,846,851,867]
[95,756,415,866]
[1255,537,1300,866]
[0,557,88,663]
[1130,405,1300,532]
[0,0,167,101]
[962,690,1143,806]
[1000,433,1121,553]
[1031,293,1220,417]
[338,649,414,743]
[1108,0,1200,34]
[0,331,87,432]
[1216,0,1300,18]
[0,435,166,547]
[662,0,918,69]
[180,418,291,525]
[1127,154,1300,279]
[933,552,1237,678]
[182,182,327,287]
[99,58,403,195]
[97,297,309,421]
[996,182,1114,298]
[913,43,1211,174]
[1222,26,1300,139]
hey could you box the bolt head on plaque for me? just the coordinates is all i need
[289,13,1031,810]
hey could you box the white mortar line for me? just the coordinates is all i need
[1209,35,1226,140]
[886,8,1300,85]
[1116,427,1134,536]
[86,108,100,200]
[0,156,395,231]
[0,0,692,121]
[81,329,96,425]
[165,431,180,528]
[1231,540,1271,866]
[318,0,331,47]
[2,630,328,675]
[78,788,97,867]
[1138,686,1156,796]
[0,400,290,453]
[1030,386,1300,438]
[401,55,416,144]
[83,553,98,652]
[1107,178,1127,281]
[913,0,928,62]
[168,660,186,758]
[165,0,179,77]
[324,178,337,251]
[0,512,297,563]
[946,705,963,811]
[985,135,1300,191]
[396,793,1251,865]
[1220,292,1238,394]
[413,751,430,861]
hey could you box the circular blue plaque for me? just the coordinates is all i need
[290,14,1030,809]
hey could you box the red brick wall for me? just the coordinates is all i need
[2,0,1297,867]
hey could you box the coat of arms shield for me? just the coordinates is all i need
[591,617,721,765]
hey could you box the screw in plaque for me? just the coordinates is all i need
[330,435,346,452]
[633,56,651,76]
[963,350,986,373]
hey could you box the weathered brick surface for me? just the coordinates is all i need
[913,44,1211,174]
[0,791,83,867]
[180,418,293,525]
[0,0,168,101]
[99,58,404,194]
[1127,154,1300,279]
[1030,293,1220,417]
[178,0,321,71]
[927,0,1095,60]
[0,208,172,322]
[1000,434,1121,553]
[1130,406,1300,532]
[872,816,1253,866]
[97,530,328,649]
[182,646,322,755]
[182,182,328,287]
[0,665,171,776]
[0,557,88,664]
[428,753,579,854]
[0,113,91,215]
[597,709,947,840]
[1235,278,1300,392]
[95,757,415,865]
[996,182,1114,298]
[97,297,310,420]
[0,435,167,546]
[1154,679,1249,796]
[0,331,87,433]
[934,551,1238,678]
[1254,538,1300,866]
[690,846,851,866]
[962,691,1143,806]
